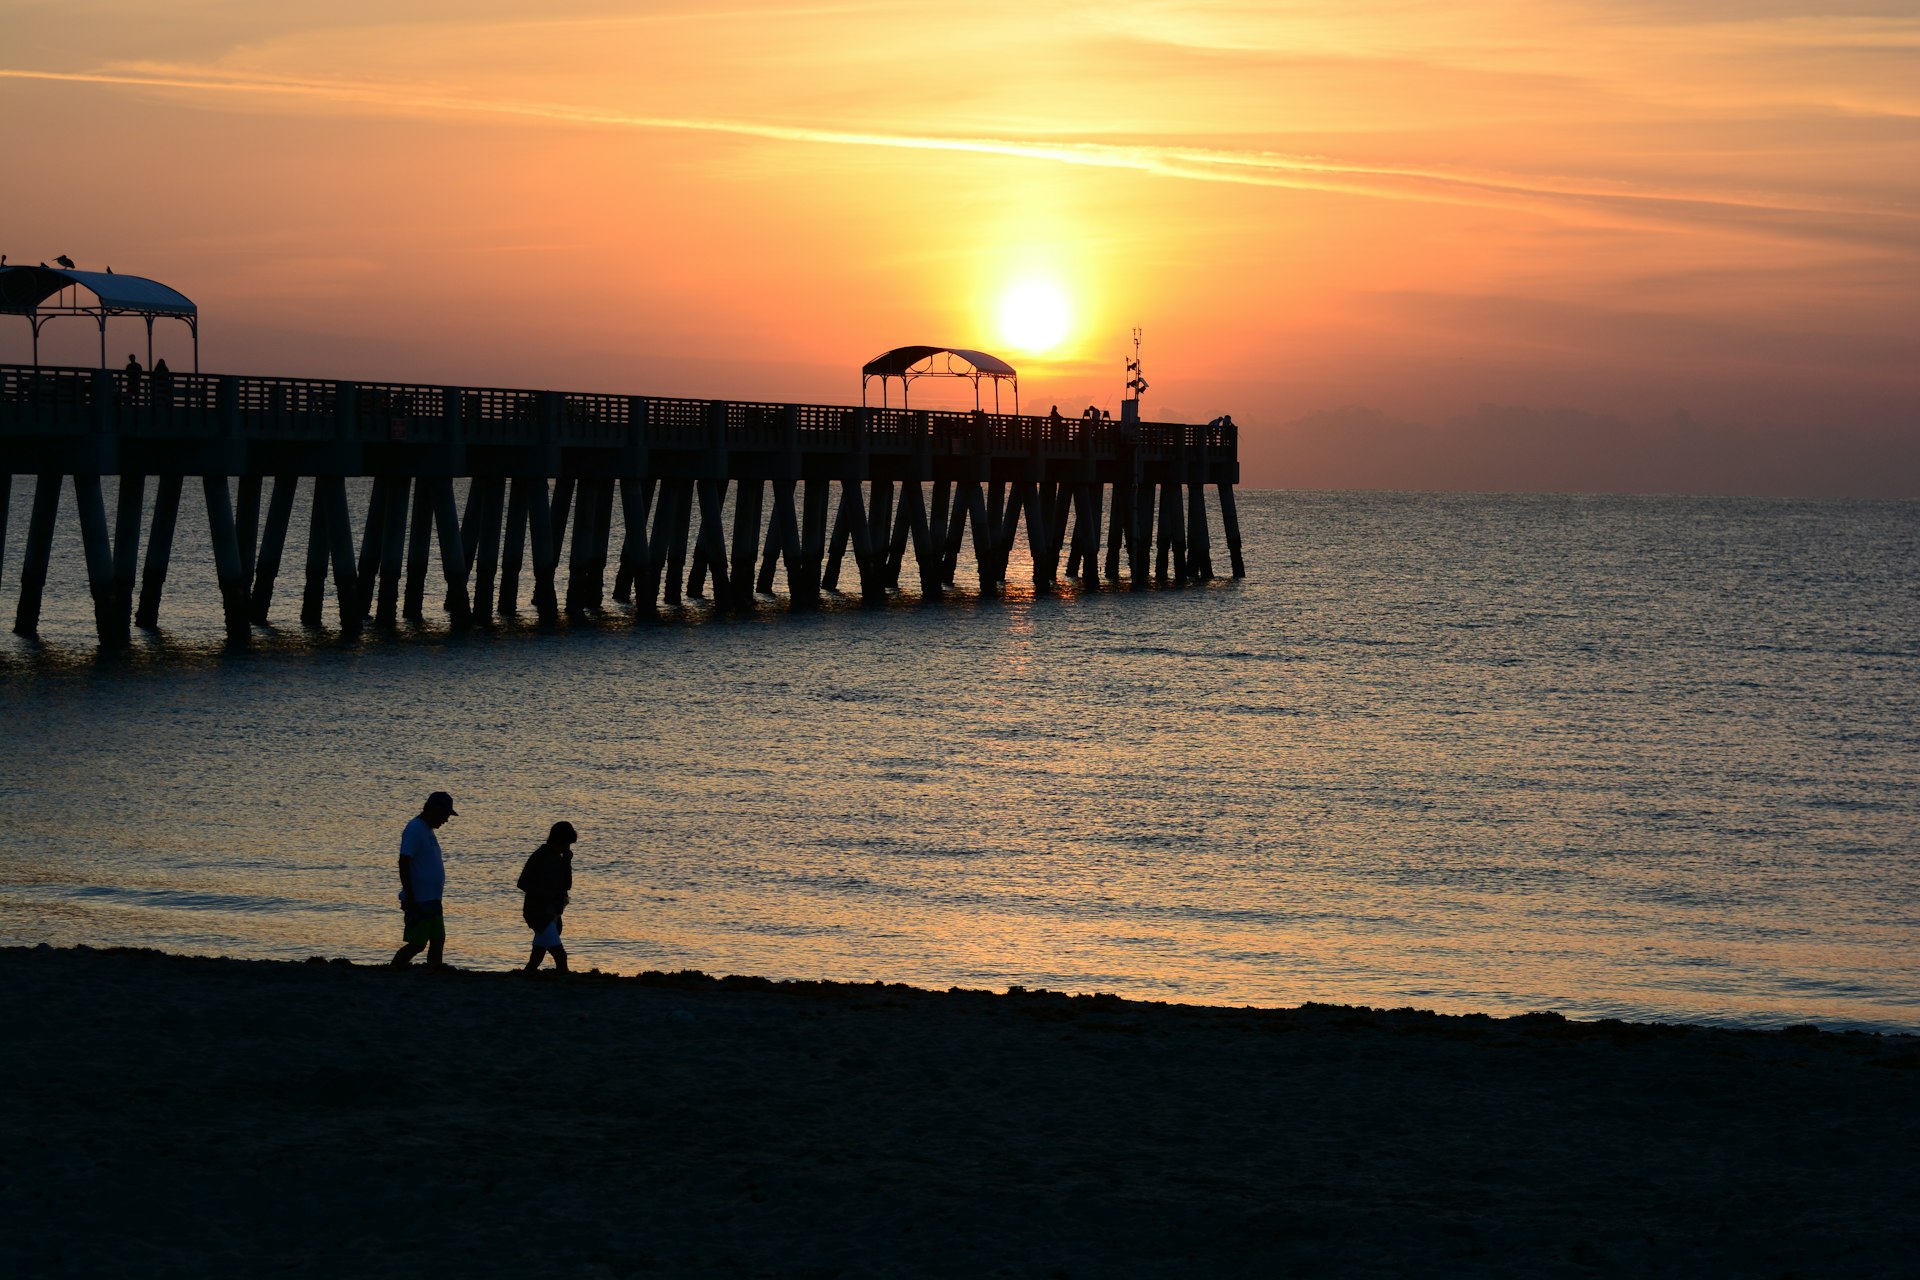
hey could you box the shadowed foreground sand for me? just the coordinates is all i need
[3,947,1916,1278]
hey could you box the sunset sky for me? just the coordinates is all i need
[4,1,1916,494]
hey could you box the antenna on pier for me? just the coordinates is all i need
[1122,327,1147,423]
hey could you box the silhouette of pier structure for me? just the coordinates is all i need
[0,360,1242,648]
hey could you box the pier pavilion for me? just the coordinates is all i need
[0,314,1242,650]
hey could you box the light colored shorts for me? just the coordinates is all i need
[532,916,563,948]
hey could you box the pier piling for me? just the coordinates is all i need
[111,473,146,637]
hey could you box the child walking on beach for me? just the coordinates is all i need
[518,822,578,973]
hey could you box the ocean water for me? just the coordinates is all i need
[1,484,1915,1032]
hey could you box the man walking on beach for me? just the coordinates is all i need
[517,821,577,973]
[391,791,456,968]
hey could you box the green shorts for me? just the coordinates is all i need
[403,899,445,944]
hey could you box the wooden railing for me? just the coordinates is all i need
[0,362,1236,460]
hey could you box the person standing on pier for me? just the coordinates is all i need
[517,821,578,974]
[122,354,142,406]
[391,791,456,968]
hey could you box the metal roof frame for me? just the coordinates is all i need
[860,345,1018,414]
[0,265,199,372]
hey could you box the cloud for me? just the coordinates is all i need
[4,64,1916,256]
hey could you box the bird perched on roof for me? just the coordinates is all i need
[106,266,113,273]
[55,254,75,269]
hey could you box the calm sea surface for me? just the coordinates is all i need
[2,486,1915,1031]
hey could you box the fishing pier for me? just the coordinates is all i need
[0,270,1241,649]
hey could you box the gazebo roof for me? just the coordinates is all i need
[861,346,1016,379]
[0,265,197,317]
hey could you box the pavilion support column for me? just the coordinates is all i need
[375,475,411,626]
[73,475,122,648]
[498,479,530,615]
[235,475,263,586]
[524,478,561,624]
[353,478,388,626]
[299,486,329,628]
[111,473,147,635]
[695,478,734,610]
[431,477,472,630]
[249,475,297,624]
[471,478,506,624]
[14,474,62,636]
[1217,483,1245,578]
[566,478,601,616]
[319,476,363,637]
[403,476,434,620]
[662,480,694,606]
[202,476,252,645]
[1105,481,1128,580]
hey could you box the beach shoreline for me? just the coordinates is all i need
[4,944,1916,1277]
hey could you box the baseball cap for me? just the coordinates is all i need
[425,790,459,815]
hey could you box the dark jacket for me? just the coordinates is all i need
[516,843,573,929]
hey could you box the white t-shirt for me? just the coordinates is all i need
[400,816,446,902]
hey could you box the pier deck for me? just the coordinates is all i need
[0,362,1243,646]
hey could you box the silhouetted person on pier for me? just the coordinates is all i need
[122,354,142,406]
[517,821,577,973]
[150,358,173,412]
[392,791,457,968]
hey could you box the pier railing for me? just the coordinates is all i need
[0,363,1234,462]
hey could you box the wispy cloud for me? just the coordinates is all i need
[3,63,1916,255]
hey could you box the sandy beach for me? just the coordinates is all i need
[2,946,1916,1278]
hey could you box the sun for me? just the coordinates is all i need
[996,279,1071,355]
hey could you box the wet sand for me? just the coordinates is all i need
[3,946,1916,1278]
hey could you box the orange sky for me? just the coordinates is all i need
[4,1,1916,494]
